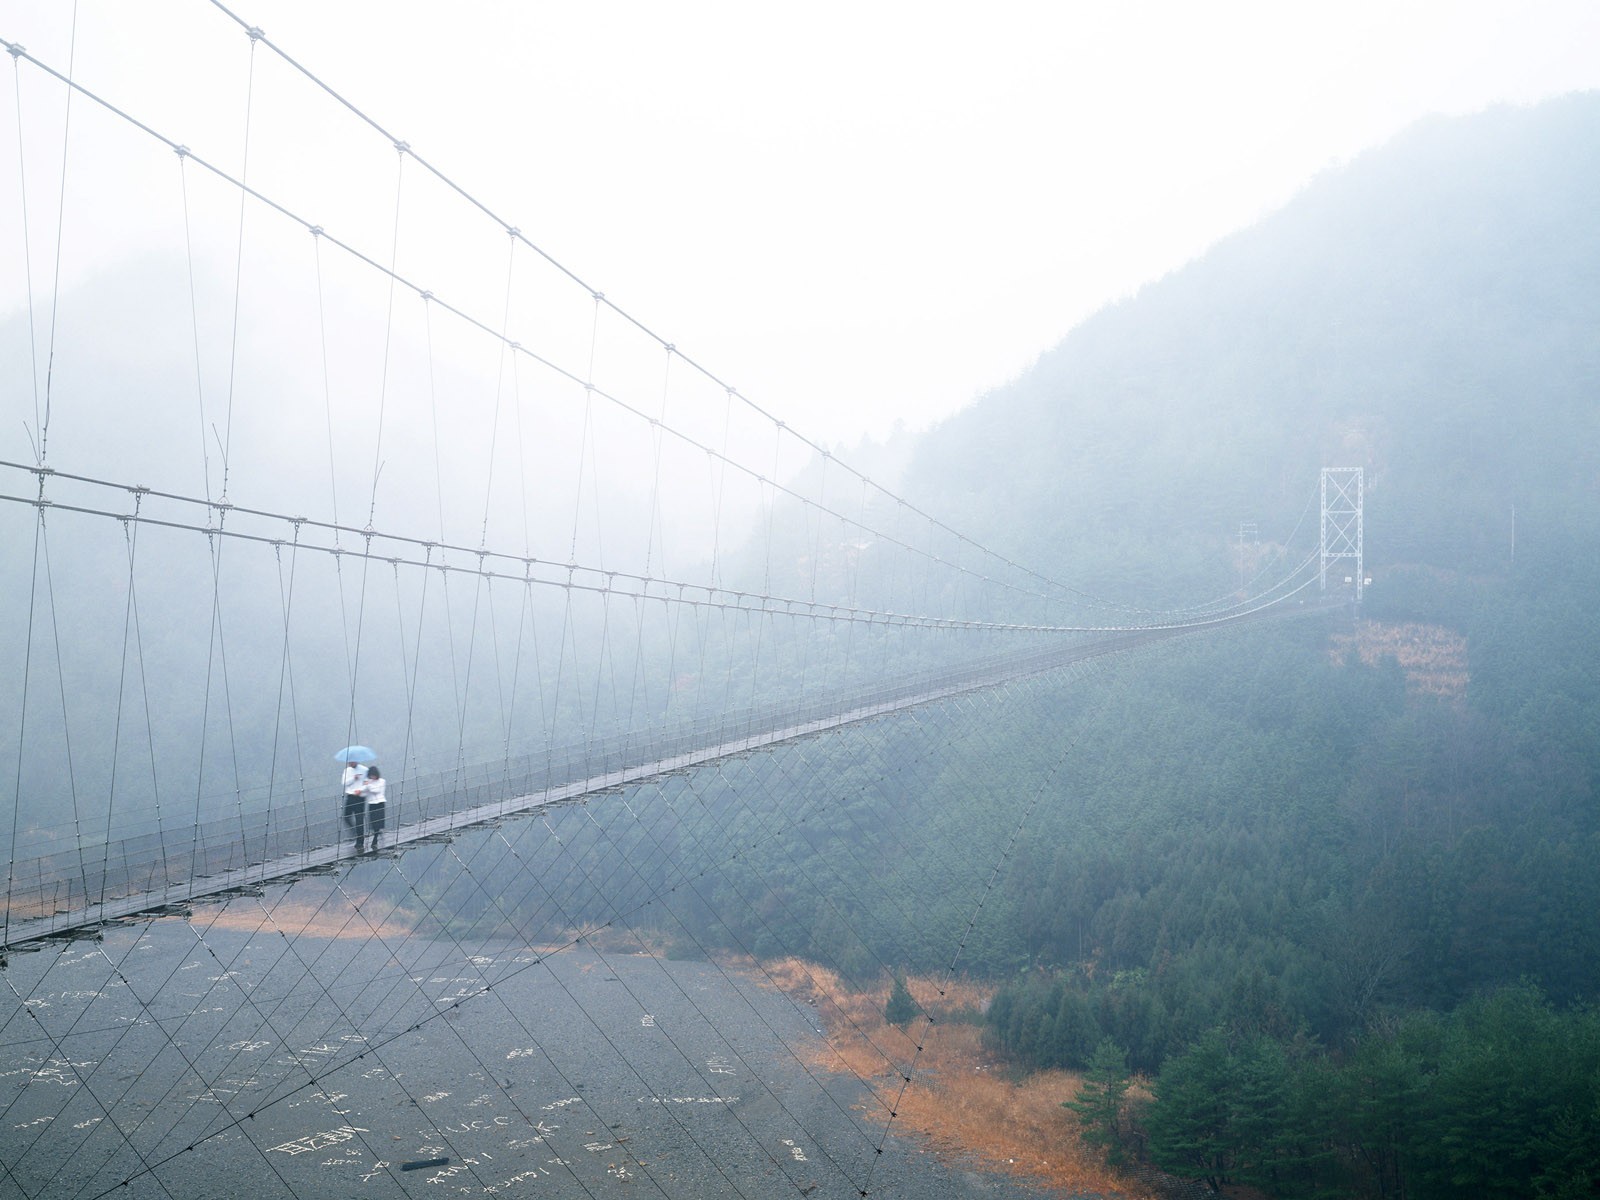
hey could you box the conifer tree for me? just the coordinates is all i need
[1064,1038,1131,1164]
[886,974,917,1029]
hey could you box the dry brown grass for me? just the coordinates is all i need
[188,890,422,941]
[760,958,1155,1198]
[1329,619,1468,699]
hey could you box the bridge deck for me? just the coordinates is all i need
[2,616,1309,952]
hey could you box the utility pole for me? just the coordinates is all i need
[1320,467,1365,605]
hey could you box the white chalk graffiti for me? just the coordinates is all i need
[268,1124,369,1155]
[440,1116,510,1133]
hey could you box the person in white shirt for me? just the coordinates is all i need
[362,766,387,852]
[342,761,367,852]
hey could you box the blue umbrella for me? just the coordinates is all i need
[334,745,378,763]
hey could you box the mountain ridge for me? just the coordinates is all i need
[903,92,1600,603]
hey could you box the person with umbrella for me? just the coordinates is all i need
[336,747,376,853]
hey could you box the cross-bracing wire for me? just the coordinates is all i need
[61,899,488,1199]
[0,953,180,1200]
[437,825,773,1200]
[25,809,641,1197]
[526,818,867,1196]
[405,765,881,1193]
[71,920,366,1199]
[5,908,332,1197]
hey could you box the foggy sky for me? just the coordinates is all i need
[4,1,1599,455]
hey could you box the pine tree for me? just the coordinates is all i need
[1145,1028,1241,1191]
[1064,1038,1131,1164]
[886,974,917,1029]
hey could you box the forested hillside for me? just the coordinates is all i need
[607,95,1600,1196]
[915,95,1600,1197]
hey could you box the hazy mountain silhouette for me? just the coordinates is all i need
[905,93,1600,604]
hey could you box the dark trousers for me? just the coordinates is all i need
[343,793,366,843]
[366,803,386,845]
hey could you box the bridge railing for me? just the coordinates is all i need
[4,629,1162,937]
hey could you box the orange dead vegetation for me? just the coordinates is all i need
[188,888,420,942]
[1329,619,1468,699]
[759,958,1155,1198]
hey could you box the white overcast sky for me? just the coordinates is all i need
[5,0,1600,451]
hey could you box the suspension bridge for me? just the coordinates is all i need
[1,7,1350,1199]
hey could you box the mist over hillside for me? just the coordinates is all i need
[906,93,1600,602]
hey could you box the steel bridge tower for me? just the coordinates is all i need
[1320,467,1365,604]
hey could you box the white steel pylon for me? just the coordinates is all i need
[1320,467,1365,603]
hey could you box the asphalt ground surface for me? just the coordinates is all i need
[1,896,1064,1200]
